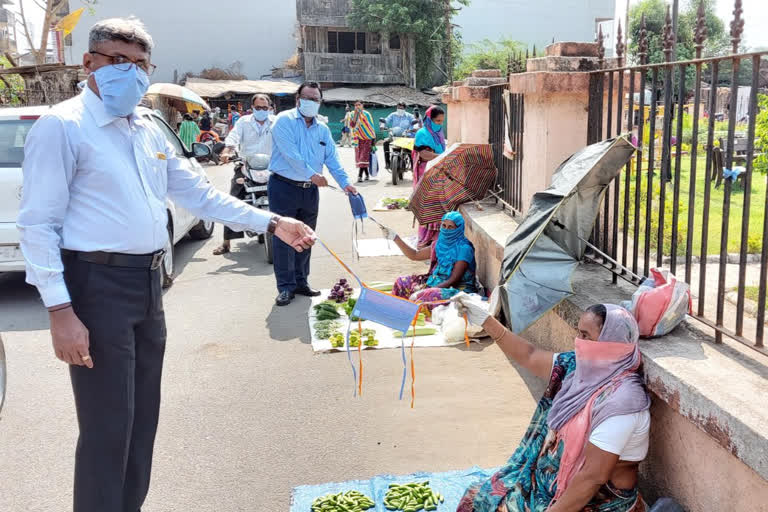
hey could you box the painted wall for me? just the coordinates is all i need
[455,0,615,49]
[65,0,297,84]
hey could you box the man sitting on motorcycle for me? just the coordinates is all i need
[213,93,275,255]
[383,101,415,169]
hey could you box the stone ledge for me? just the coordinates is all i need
[460,201,768,482]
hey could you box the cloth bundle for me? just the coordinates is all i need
[621,268,691,337]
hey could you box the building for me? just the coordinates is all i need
[0,3,18,57]
[66,0,296,84]
[455,0,616,55]
[296,0,416,88]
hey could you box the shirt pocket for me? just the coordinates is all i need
[141,153,169,198]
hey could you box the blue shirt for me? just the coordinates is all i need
[385,110,416,137]
[269,108,350,189]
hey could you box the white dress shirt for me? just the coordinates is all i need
[224,113,275,157]
[17,88,271,307]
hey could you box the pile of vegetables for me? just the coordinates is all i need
[329,328,379,348]
[395,327,437,338]
[383,197,410,210]
[314,319,342,340]
[314,302,341,321]
[384,482,444,511]
[311,490,375,512]
[328,278,354,303]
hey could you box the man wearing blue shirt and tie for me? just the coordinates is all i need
[269,82,357,306]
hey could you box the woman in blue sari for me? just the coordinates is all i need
[412,106,446,247]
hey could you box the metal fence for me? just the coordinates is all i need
[489,84,524,214]
[586,0,768,355]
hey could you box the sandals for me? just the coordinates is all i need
[212,244,230,255]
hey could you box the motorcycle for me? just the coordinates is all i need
[231,152,274,264]
[379,118,418,186]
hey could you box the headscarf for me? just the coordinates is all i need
[547,304,650,499]
[415,105,446,153]
[433,211,472,268]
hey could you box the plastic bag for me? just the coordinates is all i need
[622,268,691,337]
[369,148,379,178]
[439,301,484,343]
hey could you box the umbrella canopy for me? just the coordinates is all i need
[499,137,636,333]
[409,143,497,226]
[146,83,210,112]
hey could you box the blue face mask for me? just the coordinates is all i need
[298,98,320,118]
[253,109,269,122]
[92,64,150,117]
[432,123,443,132]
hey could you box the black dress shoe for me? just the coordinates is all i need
[276,290,295,306]
[294,286,321,297]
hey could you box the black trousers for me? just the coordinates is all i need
[223,173,247,241]
[64,255,166,512]
[383,139,391,167]
[268,175,319,292]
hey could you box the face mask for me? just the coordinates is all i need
[397,108,405,114]
[298,99,320,118]
[92,64,150,117]
[253,109,269,122]
[432,122,443,132]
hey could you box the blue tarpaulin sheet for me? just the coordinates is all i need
[290,466,498,512]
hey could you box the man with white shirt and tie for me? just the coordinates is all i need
[16,17,314,512]
[213,93,275,255]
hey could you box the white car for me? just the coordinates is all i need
[0,106,215,288]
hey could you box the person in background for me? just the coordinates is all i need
[229,106,241,129]
[191,109,200,124]
[213,93,276,255]
[178,112,200,149]
[412,106,446,247]
[383,100,416,169]
[349,100,375,183]
[199,110,212,133]
[16,17,316,512]
[339,104,353,147]
[268,81,357,306]
[380,211,477,304]
[452,296,650,512]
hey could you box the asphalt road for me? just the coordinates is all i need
[0,147,544,511]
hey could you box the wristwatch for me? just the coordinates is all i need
[267,214,281,234]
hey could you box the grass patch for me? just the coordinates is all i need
[743,286,766,308]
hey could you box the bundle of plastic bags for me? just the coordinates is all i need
[622,268,691,338]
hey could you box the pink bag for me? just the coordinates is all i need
[622,269,692,337]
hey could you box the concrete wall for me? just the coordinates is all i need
[66,0,297,84]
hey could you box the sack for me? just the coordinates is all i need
[369,150,379,178]
[622,268,691,337]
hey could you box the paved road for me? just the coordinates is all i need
[0,148,544,511]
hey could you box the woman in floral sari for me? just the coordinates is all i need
[452,294,650,512]
[380,211,476,304]
[412,106,446,248]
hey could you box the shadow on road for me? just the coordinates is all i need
[266,300,312,344]
[206,242,274,278]
[0,273,48,332]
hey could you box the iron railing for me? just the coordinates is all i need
[489,84,524,215]
[586,0,768,355]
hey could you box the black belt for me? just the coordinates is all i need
[272,173,315,189]
[61,249,166,270]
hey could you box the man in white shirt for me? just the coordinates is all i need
[213,93,275,255]
[16,18,314,512]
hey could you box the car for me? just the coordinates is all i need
[0,105,215,288]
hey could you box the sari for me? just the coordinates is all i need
[351,109,376,168]
[458,306,649,512]
[412,109,447,247]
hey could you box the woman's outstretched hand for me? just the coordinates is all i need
[452,288,502,326]
[380,225,397,241]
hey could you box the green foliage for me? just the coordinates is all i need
[755,94,768,175]
[454,38,526,80]
[348,0,470,87]
[0,57,24,106]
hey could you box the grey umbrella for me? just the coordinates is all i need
[499,137,636,333]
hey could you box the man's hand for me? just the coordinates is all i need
[344,184,358,195]
[220,147,235,163]
[49,306,93,368]
[310,174,329,187]
[274,217,316,252]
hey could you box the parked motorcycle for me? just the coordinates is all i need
[379,118,417,185]
[231,152,274,264]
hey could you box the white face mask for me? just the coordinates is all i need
[397,108,405,114]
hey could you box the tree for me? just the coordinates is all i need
[348,0,470,88]
[0,56,25,105]
[755,94,768,175]
[14,0,97,65]
[454,38,526,80]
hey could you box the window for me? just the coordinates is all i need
[389,34,401,50]
[148,114,185,154]
[0,120,36,167]
[327,31,367,54]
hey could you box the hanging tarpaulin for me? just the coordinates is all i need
[499,137,636,333]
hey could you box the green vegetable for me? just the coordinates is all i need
[314,302,341,320]
[395,327,437,338]
[311,490,375,512]
[368,281,394,292]
[314,320,342,339]
[416,313,426,326]
[384,482,441,511]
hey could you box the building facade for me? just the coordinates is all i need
[0,4,18,57]
[296,0,416,87]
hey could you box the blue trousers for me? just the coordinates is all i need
[268,174,319,292]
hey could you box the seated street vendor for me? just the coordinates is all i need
[452,295,651,512]
[380,211,477,303]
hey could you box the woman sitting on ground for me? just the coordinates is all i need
[380,211,477,303]
[452,294,650,512]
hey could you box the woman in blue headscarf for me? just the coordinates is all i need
[412,106,447,248]
[381,211,477,303]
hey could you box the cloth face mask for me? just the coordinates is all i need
[92,64,150,117]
